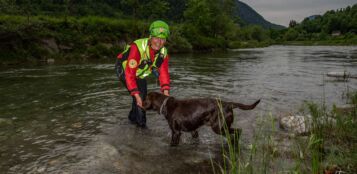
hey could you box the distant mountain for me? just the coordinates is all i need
[305,15,321,21]
[234,1,286,29]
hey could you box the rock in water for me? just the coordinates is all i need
[279,115,311,135]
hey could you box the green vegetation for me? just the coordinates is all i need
[276,5,357,45]
[0,0,269,64]
[213,91,357,173]
[0,15,128,64]
[0,1,356,64]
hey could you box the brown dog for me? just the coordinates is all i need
[143,92,260,146]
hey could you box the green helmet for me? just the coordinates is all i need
[149,20,170,39]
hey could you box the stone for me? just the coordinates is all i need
[279,115,311,135]
[41,38,59,53]
[279,114,337,135]
[37,166,46,173]
[71,122,82,128]
[47,58,55,64]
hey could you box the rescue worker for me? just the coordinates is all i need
[115,20,170,128]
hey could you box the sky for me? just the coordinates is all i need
[239,0,357,26]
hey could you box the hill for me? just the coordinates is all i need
[234,1,286,29]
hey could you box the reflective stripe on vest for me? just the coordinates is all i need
[122,38,168,79]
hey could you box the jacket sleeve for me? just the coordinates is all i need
[125,44,141,96]
[159,54,170,91]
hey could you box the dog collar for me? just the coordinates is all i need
[159,97,171,116]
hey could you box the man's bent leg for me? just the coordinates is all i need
[135,79,147,127]
[119,75,147,127]
[128,97,137,124]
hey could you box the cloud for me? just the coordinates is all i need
[239,0,356,26]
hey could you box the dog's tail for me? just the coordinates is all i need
[229,99,260,110]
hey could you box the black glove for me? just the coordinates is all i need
[138,60,152,69]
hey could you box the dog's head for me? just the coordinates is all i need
[143,92,166,111]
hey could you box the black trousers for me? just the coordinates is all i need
[116,60,147,127]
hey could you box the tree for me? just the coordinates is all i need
[284,28,299,41]
[326,16,341,33]
[184,0,237,38]
[142,0,169,20]
[120,0,140,19]
[0,0,17,14]
[250,25,267,41]
[184,0,213,36]
[289,20,297,28]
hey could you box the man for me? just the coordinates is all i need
[115,20,170,128]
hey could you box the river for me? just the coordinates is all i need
[0,46,356,173]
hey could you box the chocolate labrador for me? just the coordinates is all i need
[143,92,260,146]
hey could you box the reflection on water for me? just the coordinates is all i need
[0,46,356,173]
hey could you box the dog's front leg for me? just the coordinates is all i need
[170,130,181,146]
[170,120,181,146]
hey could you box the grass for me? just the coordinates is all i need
[211,90,357,173]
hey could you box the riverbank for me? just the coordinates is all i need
[0,15,225,65]
[280,39,357,46]
[215,91,357,174]
[1,15,357,66]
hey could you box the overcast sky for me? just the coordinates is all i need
[239,0,356,26]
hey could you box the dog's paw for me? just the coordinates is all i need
[191,131,199,138]
[170,138,180,146]
[170,142,179,146]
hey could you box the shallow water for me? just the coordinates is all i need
[0,46,356,173]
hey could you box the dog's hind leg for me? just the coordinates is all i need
[212,125,241,147]
[226,111,241,144]
[228,128,241,136]
[211,112,241,142]
[229,128,242,144]
[211,110,234,134]
[211,125,239,136]
[211,111,231,135]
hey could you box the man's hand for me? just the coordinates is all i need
[134,94,143,108]
[163,90,169,96]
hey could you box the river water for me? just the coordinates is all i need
[0,46,356,173]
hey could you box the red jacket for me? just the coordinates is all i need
[119,44,170,96]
